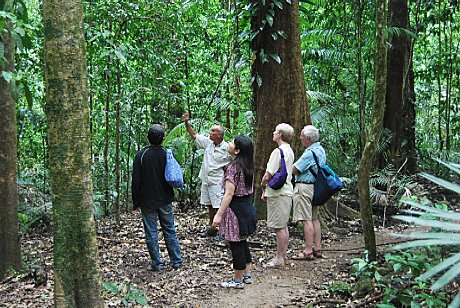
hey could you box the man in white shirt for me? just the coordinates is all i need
[183,112,231,237]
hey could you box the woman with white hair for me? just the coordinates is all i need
[260,123,295,268]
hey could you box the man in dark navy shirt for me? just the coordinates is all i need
[132,124,182,271]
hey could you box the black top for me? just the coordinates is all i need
[132,145,174,211]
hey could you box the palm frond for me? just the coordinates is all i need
[420,172,460,195]
[392,161,460,304]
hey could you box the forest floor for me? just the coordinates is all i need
[0,206,415,307]
[1,179,458,307]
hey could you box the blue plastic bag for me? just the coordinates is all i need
[165,149,184,188]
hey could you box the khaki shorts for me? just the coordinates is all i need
[200,183,224,208]
[267,195,292,229]
[293,183,319,221]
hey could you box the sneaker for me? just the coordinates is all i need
[242,274,252,284]
[220,279,244,289]
[214,234,225,242]
[200,227,218,238]
[149,265,164,272]
[171,263,182,270]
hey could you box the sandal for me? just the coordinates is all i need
[264,258,286,268]
[313,249,323,258]
[291,251,314,261]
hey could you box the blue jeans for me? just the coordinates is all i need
[142,203,182,269]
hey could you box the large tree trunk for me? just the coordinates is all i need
[251,0,310,216]
[380,0,416,173]
[358,0,388,262]
[43,0,103,306]
[0,0,23,280]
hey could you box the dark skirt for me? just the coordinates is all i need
[229,194,257,236]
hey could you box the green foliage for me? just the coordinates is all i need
[17,202,51,236]
[392,160,460,307]
[101,281,147,306]
[336,249,449,307]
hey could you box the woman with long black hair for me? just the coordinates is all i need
[212,135,256,289]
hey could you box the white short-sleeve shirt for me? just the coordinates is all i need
[265,143,294,197]
[195,134,231,185]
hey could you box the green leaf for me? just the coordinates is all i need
[259,49,268,63]
[0,41,4,59]
[418,253,460,283]
[392,238,460,250]
[101,281,119,294]
[431,261,460,290]
[128,295,148,305]
[273,0,283,9]
[114,50,127,64]
[420,172,460,195]
[286,0,292,4]
[265,14,273,27]
[434,159,460,176]
[268,53,281,64]
[2,71,13,83]
[393,215,460,232]
[256,74,262,88]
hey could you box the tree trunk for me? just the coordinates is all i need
[0,0,23,280]
[104,50,111,216]
[43,0,103,306]
[380,0,416,173]
[115,61,121,225]
[251,0,310,217]
[357,0,388,262]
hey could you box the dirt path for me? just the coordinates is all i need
[198,225,411,307]
[0,210,413,307]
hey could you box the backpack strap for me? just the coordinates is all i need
[308,150,320,178]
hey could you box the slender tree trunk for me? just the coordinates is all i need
[251,0,310,216]
[357,0,388,262]
[104,51,111,216]
[0,0,23,280]
[115,61,121,225]
[43,0,103,305]
[356,0,366,156]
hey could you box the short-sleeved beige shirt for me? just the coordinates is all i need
[195,134,231,185]
[265,143,294,197]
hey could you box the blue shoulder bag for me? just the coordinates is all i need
[309,151,343,206]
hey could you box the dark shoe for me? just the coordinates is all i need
[200,227,218,238]
[291,251,314,261]
[313,249,323,258]
[171,263,182,269]
[149,265,164,272]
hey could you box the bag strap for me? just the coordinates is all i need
[278,147,285,158]
[140,147,151,166]
[308,150,320,178]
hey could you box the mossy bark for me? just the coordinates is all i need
[0,0,23,280]
[357,0,388,262]
[43,0,103,306]
[251,0,310,217]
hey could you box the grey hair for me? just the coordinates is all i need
[276,123,294,143]
[212,125,225,138]
[302,125,319,143]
